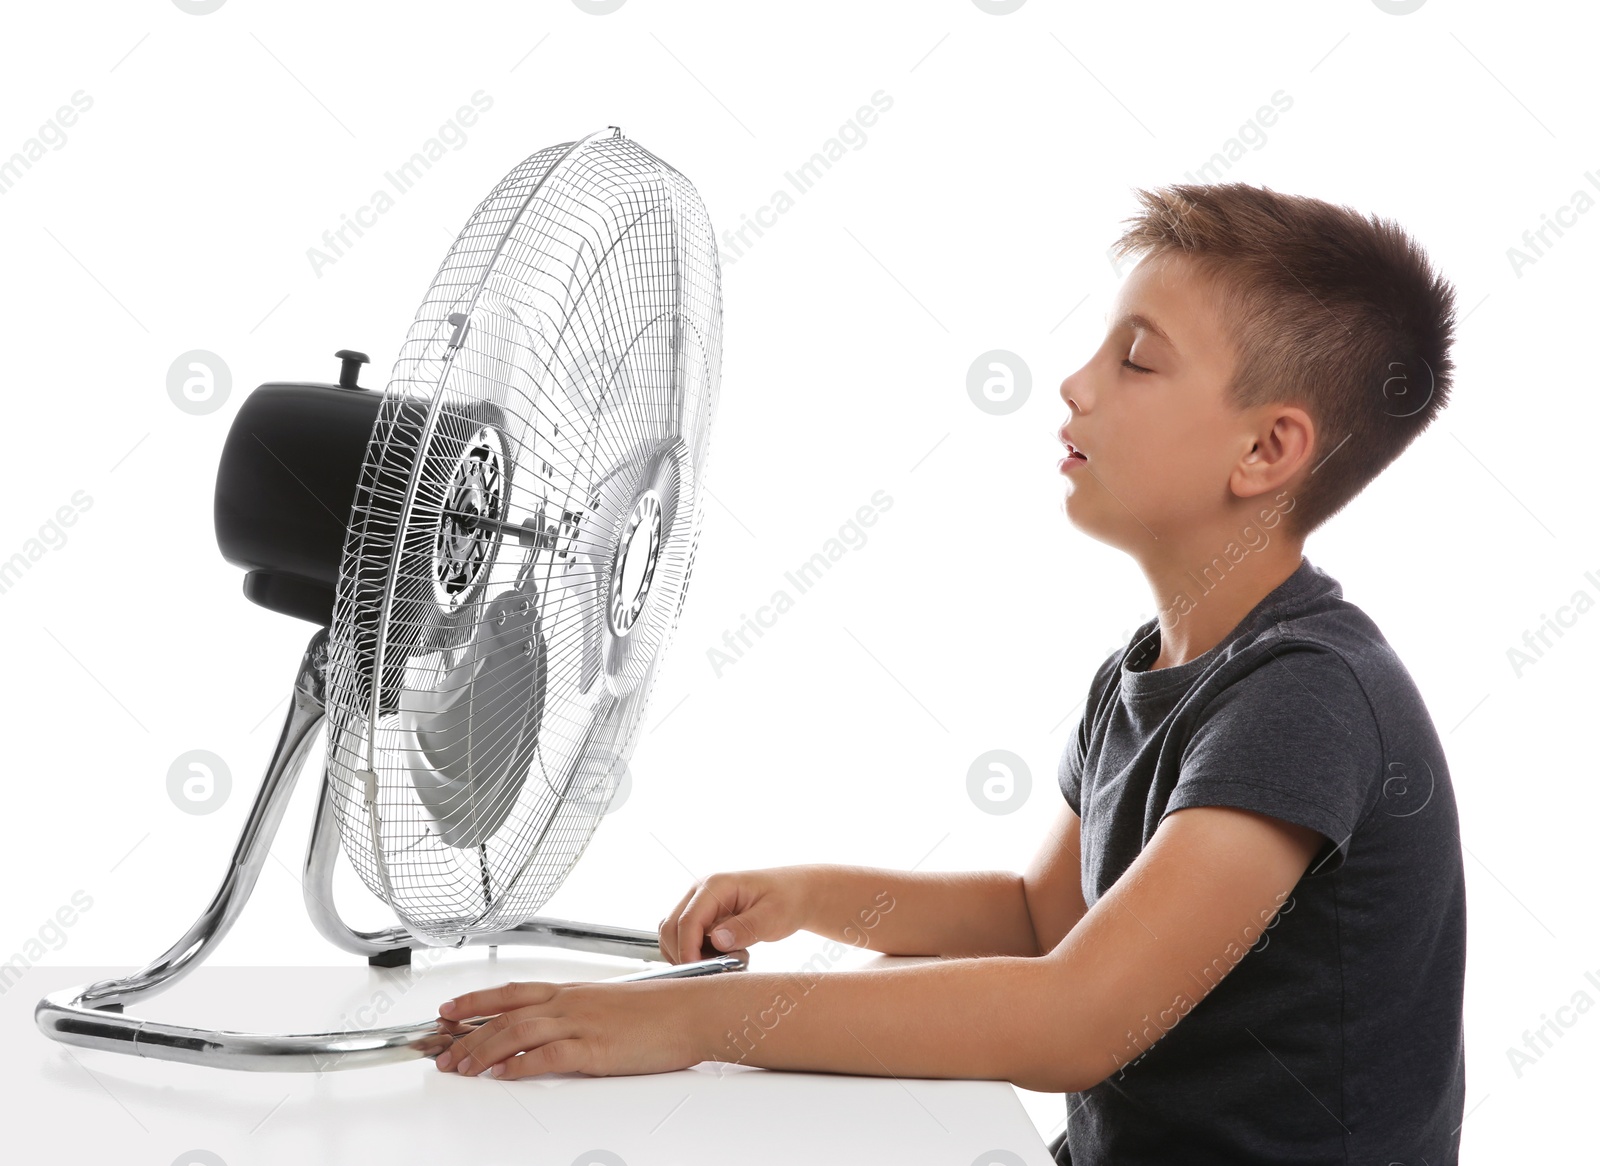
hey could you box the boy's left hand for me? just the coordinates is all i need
[431,980,704,1080]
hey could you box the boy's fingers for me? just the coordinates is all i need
[702,933,750,964]
[423,1017,483,1060]
[659,883,700,961]
[451,1015,572,1074]
[674,884,719,966]
[666,874,741,965]
[675,908,706,969]
[439,981,558,1019]
[709,913,748,949]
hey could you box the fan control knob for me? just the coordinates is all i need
[335,349,369,389]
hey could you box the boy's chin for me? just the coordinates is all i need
[1060,494,1119,546]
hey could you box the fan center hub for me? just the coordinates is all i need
[608,490,662,637]
[433,428,506,611]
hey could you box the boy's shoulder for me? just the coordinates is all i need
[1066,555,1455,876]
[1087,558,1412,708]
[1075,557,1443,780]
[1211,561,1428,741]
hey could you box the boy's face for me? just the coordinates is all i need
[1057,252,1256,552]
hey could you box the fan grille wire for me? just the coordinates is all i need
[322,131,722,942]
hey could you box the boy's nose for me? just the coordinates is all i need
[1059,367,1088,404]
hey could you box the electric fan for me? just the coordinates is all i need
[36,126,741,1072]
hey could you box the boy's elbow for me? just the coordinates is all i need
[1011,1054,1103,1095]
[1061,1056,1117,1094]
[1010,962,1120,1094]
[1008,997,1106,1092]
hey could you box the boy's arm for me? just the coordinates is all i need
[678,803,1320,1093]
[805,803,1090,958]
[1023,802,1091,953]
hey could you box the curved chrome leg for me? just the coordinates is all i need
[35,953,746,1072]
[36,627,744,1073]
[74,628,329,1012]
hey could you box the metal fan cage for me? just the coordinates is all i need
[323,128,722,944]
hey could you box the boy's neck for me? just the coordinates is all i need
[1138,538,1307,670]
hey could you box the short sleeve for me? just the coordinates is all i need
[1059,649,1121,816]
[1059,708,1088,815]
[1166,643,1381,877]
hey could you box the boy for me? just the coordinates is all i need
[433,184,1468,1166]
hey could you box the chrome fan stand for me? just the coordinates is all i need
[35,629,743,1073]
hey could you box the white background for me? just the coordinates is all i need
[1,0,1594,1159]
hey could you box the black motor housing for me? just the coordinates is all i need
[214,351,382,625]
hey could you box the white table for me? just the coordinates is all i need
[19,948,1056,1166]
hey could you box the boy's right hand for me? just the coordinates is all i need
[658,866,817,964]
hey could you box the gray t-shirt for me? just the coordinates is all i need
[1052,555,1466,1166]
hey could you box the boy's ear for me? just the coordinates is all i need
[1232,405,1315,501]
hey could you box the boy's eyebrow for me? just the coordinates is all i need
[1108,312,1177,351]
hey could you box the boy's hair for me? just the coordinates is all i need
[1110,183,1458,538]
